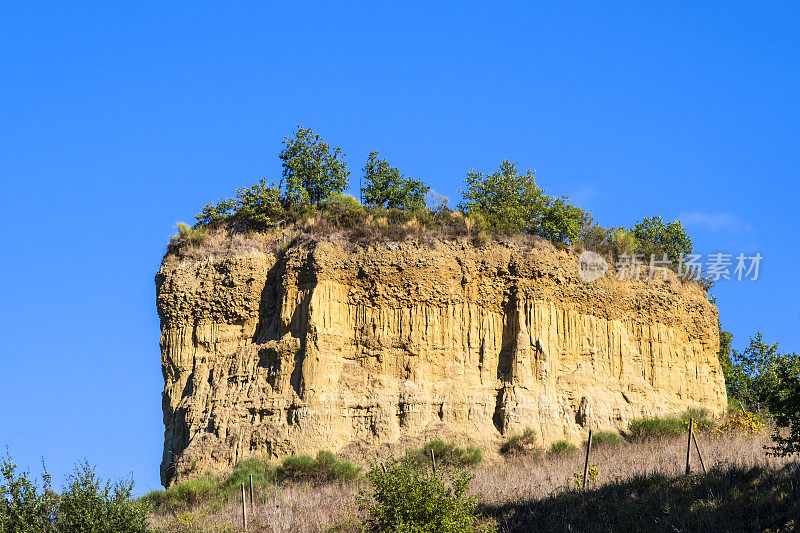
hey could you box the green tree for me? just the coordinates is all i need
[0,455,57,533]
[233,179,285,229]
[56,462,151,533]
[362,152,429,211]
[459,160,546,236]
[280,126,349,206]
[631,215,693,262]
[539,197,590,244]
[765,353,800,456]
[460,160,587,243]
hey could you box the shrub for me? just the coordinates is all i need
[278,451,360,483]
[357,459,490,533]
[680,407,715,431]
[715,411,765,437]
[405,440,483,469]
[548,440,578,456]
[500,428,541,456]
[591,430,622,446]
[1,455,151,533]
[169,223,207,250]
[627,416,686,441]
[56,461,152,533]
[0,454,58,533]
[319,193,367,228]
[217,458,277,500]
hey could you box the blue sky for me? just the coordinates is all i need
[1,2,798,494]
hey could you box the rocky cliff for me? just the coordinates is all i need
[156,239,726,486]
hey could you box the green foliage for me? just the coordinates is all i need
[573,463,599,489]
[195,198,237,226]
[1,456,151,533]
[539,198,591,245]
[170,222,207,247]
[459,160,587,243]
[630,215,693,263]
[500,428,540,456]
[233,179,286,229]
[610,227,638,257]
[143,474,217,510]
[278,451,361,483]
[357,459,489,533]
[460,160,545,236]
[405,440,483,469]
[319,192,367,228]
[719,331,800,454]
[590,430,622,446]
[280,125,350,206]
[0,454,57,533]
[56,461,151,533]
[626,416,686,441]
[216,458,277,501]
[547,440,578,456]
[362,152,429,211]
[763,354,800,456]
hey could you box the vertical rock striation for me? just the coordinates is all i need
[156,240,726,486]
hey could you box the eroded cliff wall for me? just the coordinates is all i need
[156,240,726,486]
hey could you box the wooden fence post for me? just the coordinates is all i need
[692,431,707,474]
[582,429,593,491]
[430,449,436,474]
[685,418,694,475]
[241,483,247,532]
[249,474,254,513]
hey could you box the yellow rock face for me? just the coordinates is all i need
[156,240,726,486]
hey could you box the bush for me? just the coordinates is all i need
[627,416,686,441]
[591,430,622,446]
[500,428,541,456]
[357,459,490,533]
[217,458,277,500]
[1,455,151,533]
[547,440,578,456]
[0,454,58,533]
[405,440,483,469]
[278,451,360,483]
[56,462,151,533]
[169,223,207,251]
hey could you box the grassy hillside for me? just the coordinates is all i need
[146,425,797,533]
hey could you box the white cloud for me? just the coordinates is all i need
[677,212,752,234]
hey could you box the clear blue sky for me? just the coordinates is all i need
[1,2,798,494]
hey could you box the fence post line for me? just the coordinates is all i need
[241,483,247,532]
[685,418,694,475]
[582,429,593,491]
[692,431,707,474]
[430,449,436,474]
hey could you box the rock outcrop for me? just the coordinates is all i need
[156,240,726,486]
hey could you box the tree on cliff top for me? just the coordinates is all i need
[280,125,350,206]
[459,160,588,243]
[362,152,430,211]
[631,215,693,263]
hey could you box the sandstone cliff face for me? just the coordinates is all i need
[156,240,726,486]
